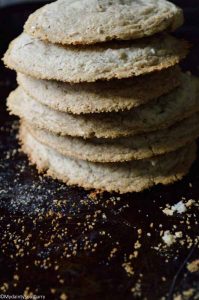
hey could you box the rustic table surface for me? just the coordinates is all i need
[0,2,199,300]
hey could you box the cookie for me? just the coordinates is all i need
[24,112,199,162]
[3,33,188,83]
[20,125,196,194]
[24,0,183,45]
[8,74,199,139]
[17,67,181,114]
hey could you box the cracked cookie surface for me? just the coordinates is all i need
[17,67,180,114]
[24,0,183,45]
[23,112,199,163]
[20,125,196,194]
[3,33,188,82]
[7,74,199,139]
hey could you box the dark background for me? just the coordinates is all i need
[0,2,199,300]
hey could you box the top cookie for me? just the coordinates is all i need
[24,0,183,45]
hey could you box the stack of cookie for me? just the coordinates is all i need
[3,0,199,193]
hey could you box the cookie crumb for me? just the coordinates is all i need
[187,259,199,273]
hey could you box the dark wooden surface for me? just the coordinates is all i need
[0,2,199,300]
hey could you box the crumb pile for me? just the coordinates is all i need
[3,0,199,193]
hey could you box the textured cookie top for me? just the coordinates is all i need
[7,74,199,139]
[3,33,188,83]
[24,0,183,45]
[20,126,196,194]
[17,67,181,114]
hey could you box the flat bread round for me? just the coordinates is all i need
[7,74,199,139]
[17,67,181,114]
[24,0,183,45]
[20,125,196,194]
[24,112,199,162]
[3,33,188,83]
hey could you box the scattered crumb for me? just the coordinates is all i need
[162,207,174,216]
[162,200,187,216]
[60,293,68,300]
[162,231,176,246]
[131,279,142,297]
[122,262,134,276]
[172,201,187,214]
[187,259,199,273]
[174,288,195,300]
